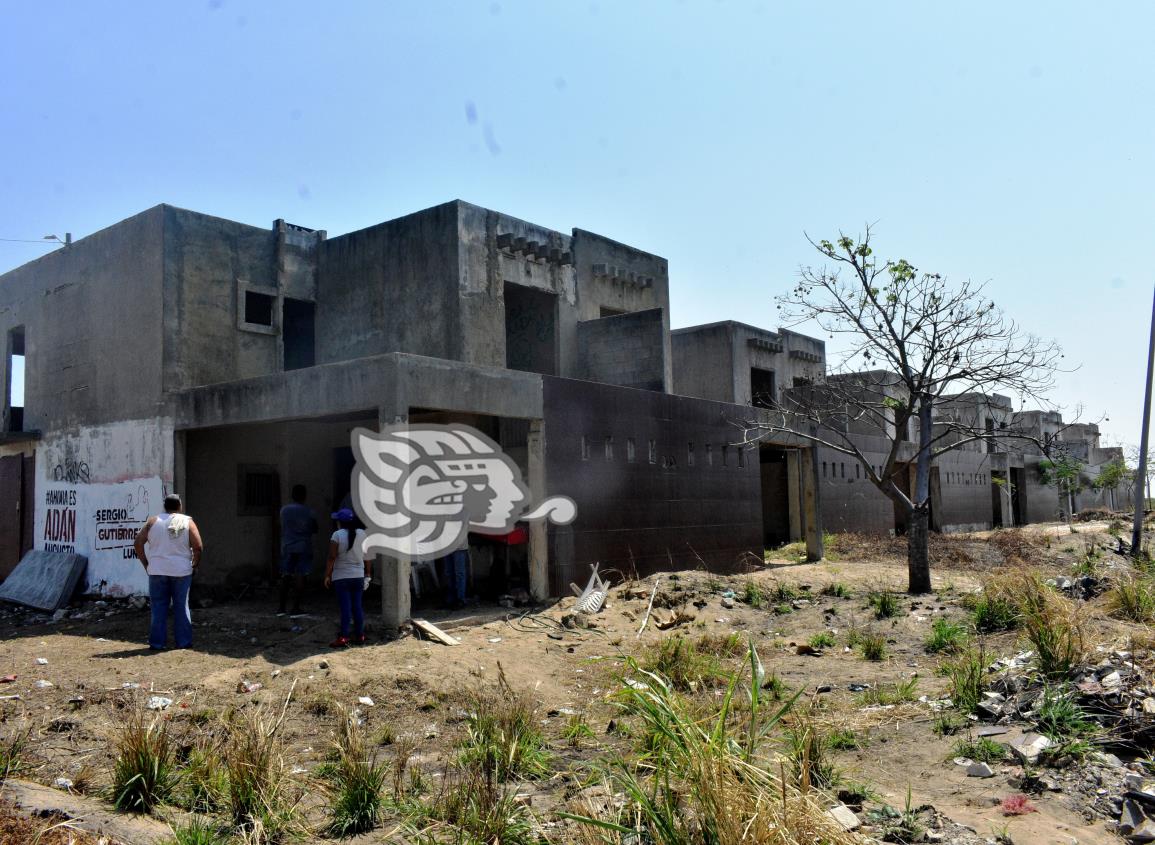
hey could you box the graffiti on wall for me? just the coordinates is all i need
[36,478,163,596]
[52,460,91,484]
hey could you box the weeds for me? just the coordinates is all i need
[858,632,887,662]
[820,582,851,599]
[111,711,176,814]
[868,591,900,619]
[1109,574,1155,622]
[224,705,300,842]
[942,648,986,715]
[0,729,27,782]
[953,736,1006,764]
[564,640,849,844]
[165,816,232,845]
[326,707,388,837]
[459,666,550,781]
[1034,686,1096,741]
[405,763,536,845]
[968,593,1019,633]
[932,712,965,736]
[768,581,800,603]
[808,631,837,650]
[857,677,918,706]
[742,580,765,608]
[826,728,861,750]
[643,635,738,692]
[177,740,228,814]
[562,712,595,748]
[924,617,969,654]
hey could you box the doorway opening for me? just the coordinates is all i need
[282,298,316,371]
[750,367,777,409]
[759,446,792,547]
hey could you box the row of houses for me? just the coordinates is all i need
[0,200,1127,625]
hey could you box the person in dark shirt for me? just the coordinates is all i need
[278,484,317,615]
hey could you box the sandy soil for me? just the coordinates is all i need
[0,520,1141,843]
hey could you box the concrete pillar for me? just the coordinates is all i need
[785,449,802,542]
[527,418,549,601]
[800,446,824,561]
[377,402,411,632]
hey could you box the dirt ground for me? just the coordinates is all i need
[0,520,1146,844]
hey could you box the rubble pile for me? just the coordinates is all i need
[971,645,1155,840]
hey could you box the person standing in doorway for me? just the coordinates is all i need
[439,537,469,611]
[278,484,318,615]
[323,508,371,647]
[133,493,203,651]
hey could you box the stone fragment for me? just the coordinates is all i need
[826,804,860,830]
[720,597,735,609]
[1008,732,1052,765]
[966,762,995,778]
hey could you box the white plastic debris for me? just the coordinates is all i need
[54,777,74,790]
[33,680,53,689]
[147,696,173,711]
[35,657,48,665]
[358,696,375,707]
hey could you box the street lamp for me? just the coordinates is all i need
[43,233,71,247]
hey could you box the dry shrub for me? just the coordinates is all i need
[981,569,1091,678]
[564,642,857,845]
[987,529,1047,566]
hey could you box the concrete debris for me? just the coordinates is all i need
[1008,732,1052,765]
[720,596,735,609]
[146,696,172,710]
[826,804,860,830]
[34,657,48,665]
[53,777,74,790]
[358,696,375,707]
[33,680,53,689]
[966,762,995,778]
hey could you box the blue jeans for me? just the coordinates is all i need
[148,574,193,650]
[333,578,364,637]
[440,550,468,604]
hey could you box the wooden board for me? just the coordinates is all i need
[411,617,460,646]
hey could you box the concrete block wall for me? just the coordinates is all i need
[816,444,895,534]
[934,451,996,532]
[0,206,166,432]
[576,308,666,391]
[316,202,462,366]
[543,377,761,595]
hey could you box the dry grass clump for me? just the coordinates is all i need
[458,666,550,781]
[323,706,388,837]
[1109,573,1155,623]
[224,705,303,843]
[110,710,175,813]
[973,569,1091,678]
[563,641,857,845]
[987,529,1048,566]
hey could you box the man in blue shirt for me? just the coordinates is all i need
[279,484,317,615]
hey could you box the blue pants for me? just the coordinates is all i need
[333,577,364,637]
[440,549,468,604]
[148,574,193,650]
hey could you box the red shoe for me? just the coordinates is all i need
[329,636,350,648]
[354,634,367,645]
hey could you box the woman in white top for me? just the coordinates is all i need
[323,508,372,647]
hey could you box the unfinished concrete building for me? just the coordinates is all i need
[0,201,826,626]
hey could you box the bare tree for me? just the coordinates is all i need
[751,230,1064,594]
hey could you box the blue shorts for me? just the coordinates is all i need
[280,551,313,576]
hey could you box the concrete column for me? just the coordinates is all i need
[377,402,411,632]
[527,418,549,601]
[785,449,802,542]
[800,446,824,561]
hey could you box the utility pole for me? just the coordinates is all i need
[1132,285,1155,557]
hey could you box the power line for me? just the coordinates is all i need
[0,237,58,245]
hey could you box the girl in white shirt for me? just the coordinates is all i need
[323,508,372,647]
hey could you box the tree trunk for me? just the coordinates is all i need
[908,394,934,594]
[907,506,932,594]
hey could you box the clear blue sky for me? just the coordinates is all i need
[1,1,1151,450]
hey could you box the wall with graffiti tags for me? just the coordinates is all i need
[33,418,173,595]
